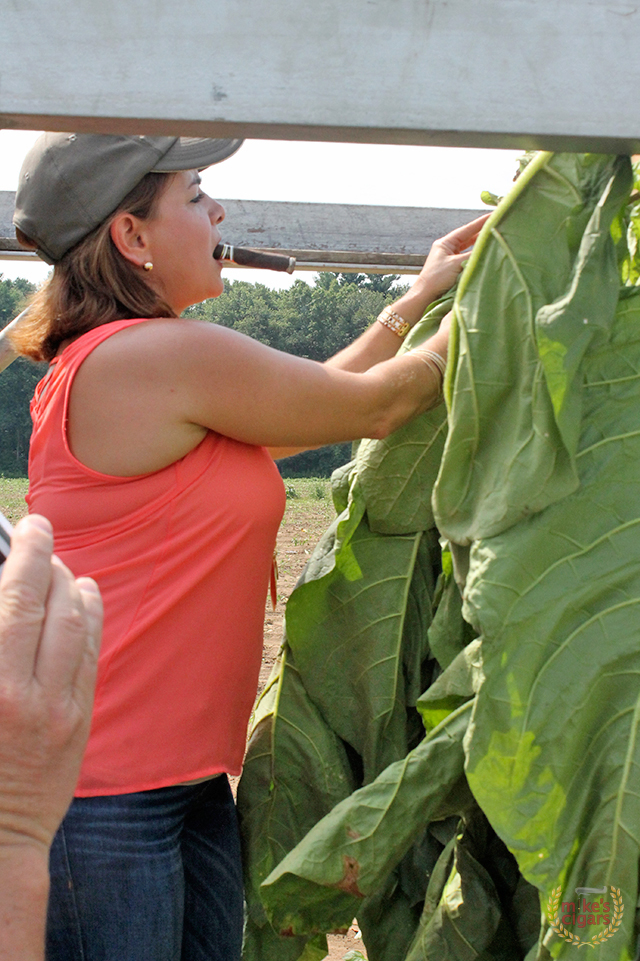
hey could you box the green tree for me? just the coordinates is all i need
[186,274,404,359]
[0,277,43,477]
[315,271,405,295]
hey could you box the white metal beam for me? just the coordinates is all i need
[1,0,640,152]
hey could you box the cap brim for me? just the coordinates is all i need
[151,137,244,172]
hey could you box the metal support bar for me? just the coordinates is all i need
[0,191,484,273]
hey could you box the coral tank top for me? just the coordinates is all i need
[27,318,286,796]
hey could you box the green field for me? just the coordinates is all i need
[0,478,30,525]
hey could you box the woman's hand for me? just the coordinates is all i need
[319,215,487,380]
[415,213,489,302]
[396,213,489,325]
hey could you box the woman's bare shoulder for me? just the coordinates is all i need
[79,317,251,380]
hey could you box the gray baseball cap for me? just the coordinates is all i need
[13,132,243,264]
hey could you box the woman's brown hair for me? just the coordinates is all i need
[10,172,176,363]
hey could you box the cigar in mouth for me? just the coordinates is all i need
[213,243,296,274]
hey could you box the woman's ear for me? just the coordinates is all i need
[109,212,150,268]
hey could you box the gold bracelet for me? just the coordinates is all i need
[378,306,410,338]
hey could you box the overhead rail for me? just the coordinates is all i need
[0,192,485,275]
[1,0,639,153]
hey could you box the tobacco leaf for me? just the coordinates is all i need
[284,481,440,783]
[434,151,640,958]
[434,152,631,544]
[239,475,441,956]
[241,150,640,960]
[238,644,355,960]
[259,704,474,936]
[463,286,640,959]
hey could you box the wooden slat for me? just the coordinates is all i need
[0,192,485,273]
[1,0,639,152]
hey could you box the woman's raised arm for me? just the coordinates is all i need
[67,215,488,476]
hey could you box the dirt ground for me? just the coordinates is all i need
[259,478,334,691]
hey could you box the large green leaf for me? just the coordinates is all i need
[426,548,478,671]
[405,811,539,961]
[434,153,632,544]
[463,290,640,959]
[241,151,640,959]
[285,488,440,782]
[406,823,502,960]
[432,152,640,958]
[259,704,474,934]
[259,700,542,961]
[240,466,442,954]
[237,645,356,959]
[416,638,482,734]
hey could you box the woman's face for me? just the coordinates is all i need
[141,169,226,314]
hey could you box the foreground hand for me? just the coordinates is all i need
[416,213,490,301]
[0,515,102,852]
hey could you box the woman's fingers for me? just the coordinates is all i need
[449,212,491,238]
[417,214,488,296]
[415,212,491,300]
[439,213,491,253]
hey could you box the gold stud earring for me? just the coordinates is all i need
[143,262,154,271]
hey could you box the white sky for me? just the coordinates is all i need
[0,129,521,289]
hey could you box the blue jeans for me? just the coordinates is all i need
[46,776,244,961]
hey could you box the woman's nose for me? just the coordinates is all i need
[209,198,225,225]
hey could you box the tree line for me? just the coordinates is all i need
[0,277,45,477]
[0,271,407,478]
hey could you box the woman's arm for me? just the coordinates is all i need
[69,316,446,474]
[66,216,487,476]
[162,320,446,446]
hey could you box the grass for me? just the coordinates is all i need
[281,476,335,532]
[0,478,29,525]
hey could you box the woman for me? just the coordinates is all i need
[11,132,486,961]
